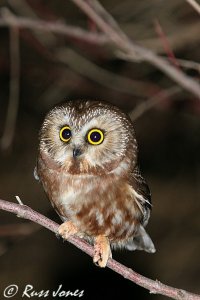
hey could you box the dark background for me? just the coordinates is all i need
[0,1,200,299]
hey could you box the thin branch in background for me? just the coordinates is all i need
[185,0,200,15]
[0,8,108,46]
[1,26,20,151]
[154,19,180,69]
[141,21,200,54]
[72,0,136,55]
[164,58,200,74]
[175,58,200,73]
[86,0,124,32]
[0,9,159,100]
[0,199,200,300]
[71,0,200,99]
[7,0,57,48]
[129,86,182,121]
[0,8,199,98]
[55,48,157,98]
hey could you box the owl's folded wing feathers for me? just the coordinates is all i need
[128,165,156,253]
[132,165,152,209]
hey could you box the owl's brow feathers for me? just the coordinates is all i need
[45,100,133,131]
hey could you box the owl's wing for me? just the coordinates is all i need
[128,165,156,253]
[130,165,152,226]
[132,165,152,208]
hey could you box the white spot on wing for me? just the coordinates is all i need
[132,189,152,207]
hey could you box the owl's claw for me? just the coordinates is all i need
[93,235,111,268]
[58,221,78,240]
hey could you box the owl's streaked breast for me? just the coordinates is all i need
[38,155,142,243]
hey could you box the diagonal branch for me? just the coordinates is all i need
[0,199,200,300]
[0,8,108,46]
[55,47,154,97]
[70,0,200,99]
[130,86,182,121]
[185,0,200,15]
[1,7,200,99]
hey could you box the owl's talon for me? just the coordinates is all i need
[93,235,111,268]
[58,221,78,240]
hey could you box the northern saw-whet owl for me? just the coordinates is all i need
[35,100,155,267]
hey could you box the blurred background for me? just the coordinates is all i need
[0,0,200,299]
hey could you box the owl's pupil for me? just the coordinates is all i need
[90,131,101,142]
[62,129,71,139]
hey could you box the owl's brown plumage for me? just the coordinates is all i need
[35,100,155,267]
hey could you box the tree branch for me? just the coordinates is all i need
[55,47,155,98]
[130,86,182,121]
[0,8,108,46]
[70,0,200,99]
[185,0,200,15]
[0,199,199,300]
[1,6,200,101]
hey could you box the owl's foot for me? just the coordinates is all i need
[58,221,78,240]
[93,235,111,268]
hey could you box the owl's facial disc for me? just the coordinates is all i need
[39,101,136,174]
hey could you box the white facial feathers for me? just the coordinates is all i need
[39,101,136,171]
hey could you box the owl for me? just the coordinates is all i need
[35,100,155,267]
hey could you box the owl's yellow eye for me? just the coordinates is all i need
[59,126,72,142]
[87,128,104,145]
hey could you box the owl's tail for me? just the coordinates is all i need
[126,225,156,253]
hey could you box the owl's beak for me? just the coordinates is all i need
[73,148,82,158]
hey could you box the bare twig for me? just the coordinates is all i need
[185,0,200,15]
[1,26,20,151]
[55,47,155,97]
[154,19,180,69]
[0,199,200,300]
[1,7,199,99]
[130,86,182,121]
[174,58,200,73]
[141,22,200,53]
[70,0,200,99]
[6,0,57,47]
[85,0,124,32]
[0,8,108,46]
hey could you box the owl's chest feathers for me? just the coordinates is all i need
[54,174,141,240]
[39,157,142,241]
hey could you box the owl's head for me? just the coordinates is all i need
[39,100,137,175]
